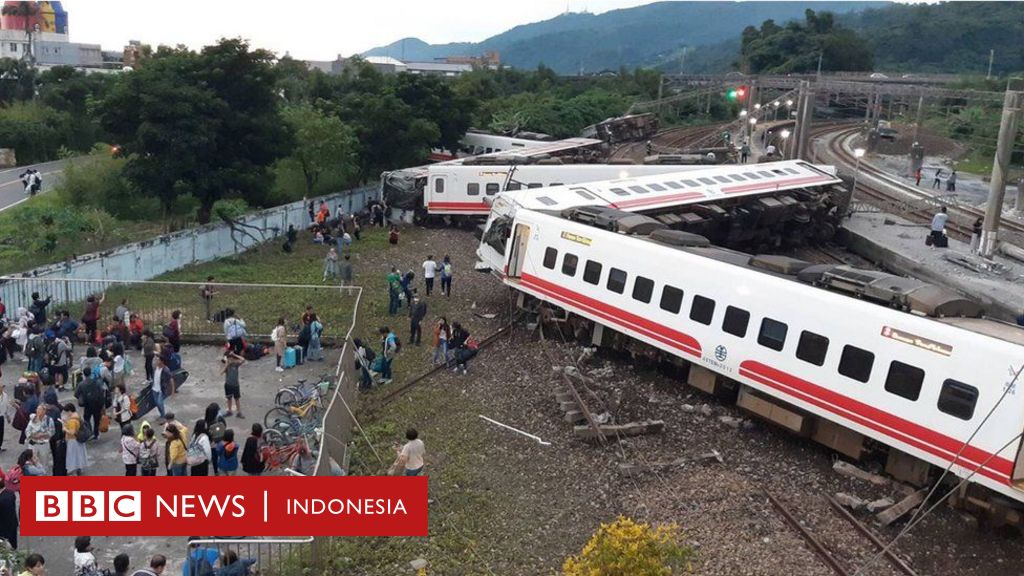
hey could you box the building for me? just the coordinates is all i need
[0,1,115,70]
[306,54,487,78]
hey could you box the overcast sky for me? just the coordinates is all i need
[67,0,654,60]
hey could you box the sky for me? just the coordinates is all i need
[67,0,654,60]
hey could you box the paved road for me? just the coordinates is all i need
[0,159,70,212]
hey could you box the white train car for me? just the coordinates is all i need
[429,131,555,161]
[486,205,1024,508]
[425,163,709,216]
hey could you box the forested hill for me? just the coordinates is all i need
[362,1,879,73]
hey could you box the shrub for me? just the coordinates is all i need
[563,517,693,576]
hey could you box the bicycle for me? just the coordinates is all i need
[275,374,332,407]
[264,394,320,429]
[260,437,310,471]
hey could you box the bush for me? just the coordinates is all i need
[0,101,72,164]
[563,517,693,576]
[56,148,161,220]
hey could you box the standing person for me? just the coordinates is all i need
[139,426,159,477]
[930,206,949,248]
[25,404,54,472]
[306,314,324,362]
[151,356,171,420]
[400,271,416,309]
[353,338,374,390]
[387,267,402,316]
[81,292,105,343]
[271,318,287,373]
[440,255,453,298]
[391,428,425,477]
[221,351,246,418]
[74,369,105,441]
[165,424,187,476]
[432,317,450,367]
[29,292,51,326]
[0,381,12,453]
[379,326,397,384]
[188,419,212,476]
[740,142,750,164]
[200,276,216,322]
[971,217,983,254]
[161,310,181,354]
[323,247,339,282]
[388,225,400,245]
[422,255,438,296]
[112,383,133,428]
[50,334,72,390]
[214,428,239,476]
[932,168,943,189]
[142,330,156,381]
[119,423,140,476]
[115,299,130,324]
[339,254,353,287]
[306,198,315,223]
[946,169,957,192]
[113,554,131,576]
[409,296,427,346]
[241,423,265,476]
[63,404,88,476]
[915,168,922,186]
[0,477,16,549]
[222,309,247,355]
[73,536,98,575]
[450,322,473,375]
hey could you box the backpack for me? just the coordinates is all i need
[162,325,175,340]
[443,262,453,277]
[187,551,216,576]
[80,378,105,407]
[3,464,21,492]
[129,394,140,416]
[209,419,227,443]
[25,335,42,358]
[12,404,29,431]
[187,438,207,466]
[76,418,93,443]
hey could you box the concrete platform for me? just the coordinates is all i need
[840,211,1024,322]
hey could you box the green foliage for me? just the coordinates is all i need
[0,100,71,163]
[55,149,160,219]
[280,103,359,197]
[563,517,694,576]
[740,9,873,74]
[37,65,114,150]
[0,57,37,103]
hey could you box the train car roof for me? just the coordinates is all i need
[497,159,841,213]
[383,137,604,180]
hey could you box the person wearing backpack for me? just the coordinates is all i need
[188,420,212,476]
[120,423,141,476]
[138,426,159,477]
[25,404,54,473]
[62,403,89,475]
[440,255,453,297]
[378,326,397,384]
[203,404,226,473]
[222,309,247,355]
[214,428,239,476]
[75,371,106,441]
[24,328,44,373]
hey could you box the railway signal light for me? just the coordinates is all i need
[726,87,747,101]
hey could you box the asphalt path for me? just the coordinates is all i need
[0,159,70,212]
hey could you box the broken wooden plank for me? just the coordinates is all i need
[574,419,665,440]
[563,410,585,424]
[833,460,889,486]
[877,489,927,526]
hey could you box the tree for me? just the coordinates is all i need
[393,74,476,155]
[0,100,71,163]
[1,1,40,64]
[37,66,114,150]
[0,57,36,104]
[740,10,872,74]
[280,103,358,198]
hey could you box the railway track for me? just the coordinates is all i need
[610,122,730,160]
[813,124,1024,246]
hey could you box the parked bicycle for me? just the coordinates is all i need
[275,374,332,407]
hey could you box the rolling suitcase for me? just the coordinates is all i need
[935,233,949,248]
[283,347,297,369]
[293,345,305,365]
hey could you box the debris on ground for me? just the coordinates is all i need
[574,419,665,440]
[866,497,896,513]
[877,489,928,526]
[833,460,890,486]
[834,492,867,510]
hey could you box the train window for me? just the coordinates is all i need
[583,260,602,285]
[485,183,500,195]
[543,248,558,270]
[884,361,925,401]
[796,331,829,366]
[485,147,493,154]
[723,306,750,338]
[772,169,786,175]
[785,168,800,175]
[467,183,480,196]
[574,189,596,200]
[659,285,684,313]
[743,172,760,179]
[938,380,979,420]
[714,176,731,184]
[690,295,715,325]
[562,253,579,277]
[536,196,557,206]
[507,182,522,191]
[629,186,650,195]
[757,318,788,351]
[665,181,683,189]
[698,177,716,185]
[528,183,543,189]
[610,187,630,197]
[551,182,563,187]
[434,179,445,194]
[838,345,874,383]
[682,180,699,187]
[607,268,627,294]
[758,171,774,178]
[648,183,667,192]
[632,276,654,303]
[729,175,746,182]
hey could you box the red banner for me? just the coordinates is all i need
[19,476,428,537]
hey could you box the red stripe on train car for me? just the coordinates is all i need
[721,175,832,195]
[611,191,706,209]
[520,273,701,358]
[739,361,1013,483]
[427,202,491,212]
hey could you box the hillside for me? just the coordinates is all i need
[362,1,879,73]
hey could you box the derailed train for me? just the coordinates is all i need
[477,161,1024,519]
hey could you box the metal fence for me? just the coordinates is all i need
[7,185,377,283]
[185,287,365,575]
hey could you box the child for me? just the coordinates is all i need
[139,425,159,476]
[215,428,239,476]
[388,225,400,245]
[271,317,287,373]
[220,351,246,418]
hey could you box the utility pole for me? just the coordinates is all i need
[911,94,925,143]
[796,82,815,160]
[980,90,1022,258]
[986,49,994,80]
[656,75,664,116]
[816,51,823,81]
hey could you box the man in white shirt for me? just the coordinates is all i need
[422,255,438,297]
[930,206,948,248]
[394,428,425,476]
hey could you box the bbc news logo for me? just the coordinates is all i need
[36,491,142,522]
[20,476,428,537]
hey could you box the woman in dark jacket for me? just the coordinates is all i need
[241,423,265,476]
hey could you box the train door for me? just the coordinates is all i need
[427,173,447,208]
[507,224,531,278]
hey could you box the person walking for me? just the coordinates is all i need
[422,255,438,296]
[241,423,265,476]
[932,168,943,189]
[946,169,957,192]
[409,296,427,346]
[74,369,105,441]
[339,254,353,287]
[120,423,140,476]
[0,381,12,453]
[271,318,287,372]
[971,217,983,254]
[930,206,949,248]
[139,426,159,477]
[915,168,922,187]
[431,317,450,367]
[391,428,425,476]
[0,477,17,549]
[200,276,217,322]
[440,256,453,297]
[306,314,324,362]
[187,419,212,476]
[379,326,397,384]
[165,424,188,476]
[62,404,88,476]
[221,351,246,417]
[25,404,54,473]
[323,247,339,282]
[387,267,402,316]
[151,356,171,420]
